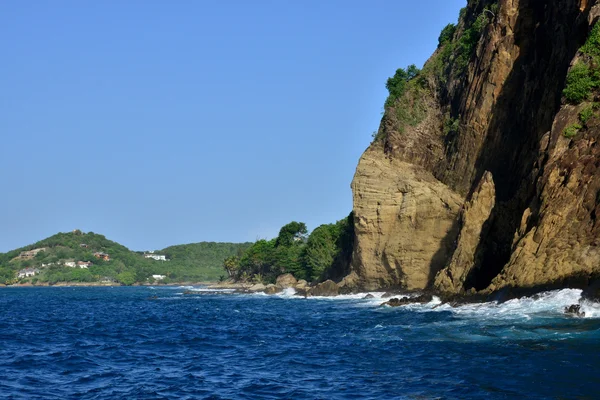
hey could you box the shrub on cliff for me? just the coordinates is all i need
[563,63,599,104]
[582,22,600,58]
[438,23,456,47]
[385,65,420,108]
[564,123,582,138]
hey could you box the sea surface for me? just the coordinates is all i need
[1,286,600,399]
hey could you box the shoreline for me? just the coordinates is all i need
[0,281,216,288]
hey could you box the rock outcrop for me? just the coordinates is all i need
[311,280,340,296]
[247,283,266,292]
[350,153,463,290]
[434,171,496,293]
[381,294,433,307]
[347,0,600,295]
[276,273,297,289]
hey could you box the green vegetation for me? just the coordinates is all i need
[438,23,456,47]
[563,102,599,139]
[563,23,600,104]
[385,65,420,107]
[224,214,354,284]
[563,63,600,104]
[443,114,460,136]
[421,5,492,85]
[383,64,429,133]
[581,22,600,58]
[160,242,251,281]
[454,12,489,72]
[579,104,596,124]
[564,123,582,138]
[0,231,250,285]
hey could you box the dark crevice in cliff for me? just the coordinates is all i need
[426,218,460,288]
[464,0,589,291]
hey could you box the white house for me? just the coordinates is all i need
[77,261,93,269]
[64,260,77,268]
[151,275,166,280]
[145,254,167,261]
[17,268,40,278]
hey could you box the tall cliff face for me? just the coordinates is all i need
[346,0,600,294]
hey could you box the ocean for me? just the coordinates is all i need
[1,286,599,399]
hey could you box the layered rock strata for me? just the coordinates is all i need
[347,0,600,294]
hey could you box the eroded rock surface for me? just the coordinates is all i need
[346,0,600,295]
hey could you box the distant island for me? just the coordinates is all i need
[0,230,250,286]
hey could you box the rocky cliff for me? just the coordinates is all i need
[344,0,600,295]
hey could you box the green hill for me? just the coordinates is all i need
[157,242,251,281]
[0,230,250,285]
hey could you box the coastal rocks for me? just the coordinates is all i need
[382,294,433,307]
[363,294,375,299]
[295,279,308,290]
[564,304,586,317]
[247,283,266,292]
[311,280,339,296]
[295,287,312,298]
[276,273,297,289]
[434,172,496,294]
[264,284,282,295]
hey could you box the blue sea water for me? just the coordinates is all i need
[1,287,600,399]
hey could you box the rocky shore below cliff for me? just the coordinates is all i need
[200,273,600,316]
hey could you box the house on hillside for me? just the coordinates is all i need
[17,268,40,278]
[144,253,167,261]
[64,260,77,267]
[77,261,93,269]
[93,252,111,261]
[80,244,89,248]
[17,248,46,260]
[151,275,166,280]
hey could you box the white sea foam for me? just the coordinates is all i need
[308,288,599,320]
[241,285,599,320]
[382,289,600,320]
[185,288,237,293]
[276,287,297,297]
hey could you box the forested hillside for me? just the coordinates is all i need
[0,230,249,285]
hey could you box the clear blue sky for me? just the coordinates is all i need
[1,0,465,252]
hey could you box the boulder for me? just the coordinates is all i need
[248,283,266,292]
[382,294,433,307]
[264,284,282,295]
[381,292,395,298]
[363,294,375,299]
[311,280,339,297]
[295,287,312,298]
[276,273,298,289]
[564,304,585,317]
[295,279,308,290]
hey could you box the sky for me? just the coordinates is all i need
[1,0,466,252]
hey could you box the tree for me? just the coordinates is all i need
[116,271,136,286]
[275,221,308,247]
[222,256,239,278]
[303,224,338,281]
[238,239,277,281]
[385,65,420,106]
